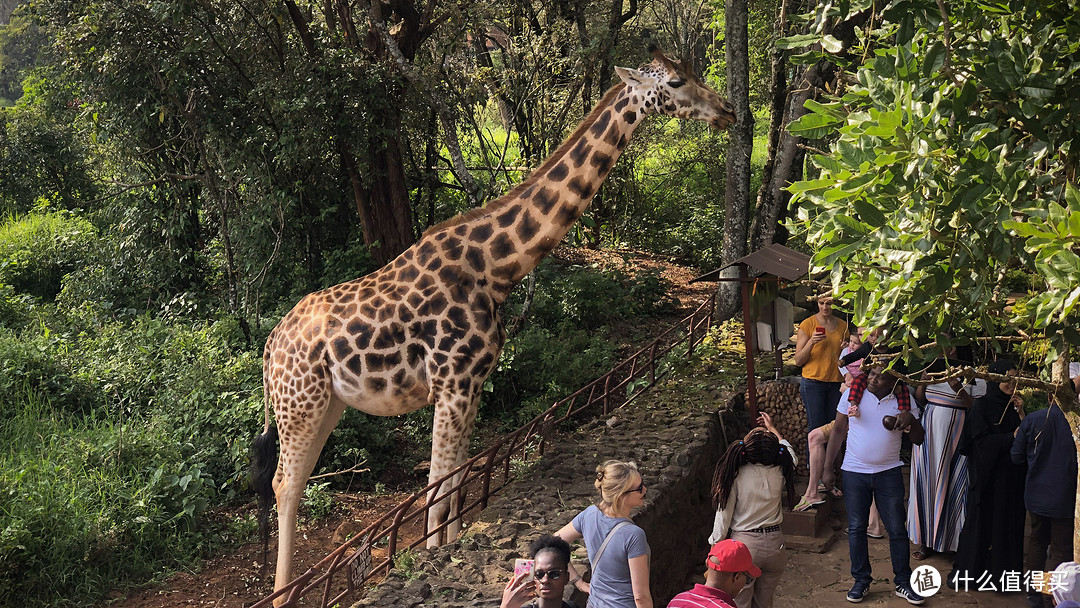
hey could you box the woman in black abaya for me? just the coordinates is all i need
[949,359,1026,590]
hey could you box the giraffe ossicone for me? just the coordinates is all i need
[252,47,734,605]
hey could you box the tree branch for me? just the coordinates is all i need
[372,21,482,205]
[934,0,960,83]
[310,461,370,481]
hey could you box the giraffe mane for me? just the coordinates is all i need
[421,81,629,238]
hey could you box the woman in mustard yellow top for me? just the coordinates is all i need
[793,293,848,433]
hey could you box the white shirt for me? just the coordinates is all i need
[838,388,919,474]
[708,439,797,543]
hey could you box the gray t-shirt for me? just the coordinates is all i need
[572,505,650,608]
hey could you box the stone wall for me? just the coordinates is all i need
[352,392,741,608]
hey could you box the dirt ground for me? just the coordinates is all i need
[104,492,414,608]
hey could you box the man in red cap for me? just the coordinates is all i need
[667,540,761,608]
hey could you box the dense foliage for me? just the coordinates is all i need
[788,0,1080,372]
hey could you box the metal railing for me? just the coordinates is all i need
[251,293,716,608]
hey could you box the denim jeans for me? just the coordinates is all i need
[800,377,841,432]
[843,466,911,586]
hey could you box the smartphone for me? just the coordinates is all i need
[514,558,535,582]
[814,326,826,335]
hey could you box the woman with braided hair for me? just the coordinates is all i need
[707,412,797,608]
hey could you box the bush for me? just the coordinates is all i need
[521,263,678,331]
[0,211,98,301]
[0,282,35,327]
[0,390,215,608]
[0,325,94,412]
[480,261,677,424]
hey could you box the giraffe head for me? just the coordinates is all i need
[615,47,736,130]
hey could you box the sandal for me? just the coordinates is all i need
[794,496,825,512]
[818,481,843,498]
[867,532,886,539]
[912,548,934,559]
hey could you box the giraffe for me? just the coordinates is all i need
[252,47,735,604]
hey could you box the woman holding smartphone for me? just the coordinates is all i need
[501,535,579,608]
[555,460,652,608]
[793,293,849,433]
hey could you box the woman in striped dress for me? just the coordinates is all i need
[906,346,983,559]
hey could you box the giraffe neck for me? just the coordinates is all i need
[477,83,645,300]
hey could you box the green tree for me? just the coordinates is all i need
[786,0,1080,557]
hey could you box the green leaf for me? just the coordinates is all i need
[1066,182,1080,211]
[776,34,821,50]
[788,178,836,194]
[822,35,844,54]
[1049,250,1080,277]
[956,80,978,108]
[804,98,846,119]
[812,154,845,174]
[1067,212,1080,238]
[788,112,842,139]
[1002,220,1056,240]
[922,41,946,78]
[896,14,915,46]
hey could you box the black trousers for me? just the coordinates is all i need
[1025,512,1073,607]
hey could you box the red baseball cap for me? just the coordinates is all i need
[706,540,762,577]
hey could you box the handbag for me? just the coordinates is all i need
[585,520,631,608]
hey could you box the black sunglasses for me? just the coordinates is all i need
[628,481,645,494]
[534,569,563,581]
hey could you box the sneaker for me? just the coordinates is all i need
[895,584,926,605]
[846,580,870,603]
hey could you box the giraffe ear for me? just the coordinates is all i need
[615,66,657,88]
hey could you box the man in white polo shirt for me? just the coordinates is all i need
[822,363,927,605]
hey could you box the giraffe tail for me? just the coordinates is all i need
[252,424,278,575]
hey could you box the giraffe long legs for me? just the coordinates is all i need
[271,396,347,607]
[425,391,480,548]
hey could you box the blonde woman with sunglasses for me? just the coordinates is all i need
[555,460,652,608]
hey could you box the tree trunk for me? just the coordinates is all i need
[749,0,793,251]
[364,112,416,263]
[717,0,754,320]
[749,62,814,251]
[284,0,417,266]
[749,1,874,251]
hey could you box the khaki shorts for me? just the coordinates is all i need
[817,420,836,440]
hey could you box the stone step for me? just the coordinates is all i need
[783,529,838,554]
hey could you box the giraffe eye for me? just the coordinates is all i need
[668,79,685,88]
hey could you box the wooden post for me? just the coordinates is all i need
[741,264,758,420]
[1067,410,1080,563]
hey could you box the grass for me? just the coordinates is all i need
[0,388,210,608]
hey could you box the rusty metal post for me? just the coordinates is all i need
[707,291,715,329]
[480,451,494,509]
[603,374,612,415]
[688,313,695,358]
[649,343,656,385]
[741,264,758,421]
